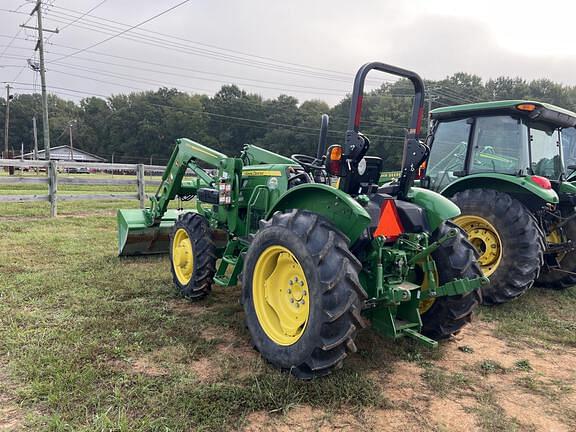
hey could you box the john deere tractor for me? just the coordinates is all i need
[118,62,486,378]
[421,101,576,304]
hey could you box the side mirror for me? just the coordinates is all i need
[567,165,576,171]
[326,145,345,177]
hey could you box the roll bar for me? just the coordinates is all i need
[342,62,428,199]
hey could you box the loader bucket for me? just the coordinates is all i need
[117,209,180,256]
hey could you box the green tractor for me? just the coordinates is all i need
[118,62,487,378]
[421,101,576,304]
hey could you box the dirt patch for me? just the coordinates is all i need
[438,321,576,381]
[429,397,479,432]
[131,357,168,377]
[498,388,570,432]
[0,395,23,432]
[0,368,24,431]
[243,407,365,432]
[189,357,220,382]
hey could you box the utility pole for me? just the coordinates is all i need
[68,122,74,161]
[3,84,11,159]
[32,115,39,174]
[21,0,59,162]
[32,116,39,160]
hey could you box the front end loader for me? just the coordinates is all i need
[118,62,487,378]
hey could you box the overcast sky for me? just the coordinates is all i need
[0,0,575,106]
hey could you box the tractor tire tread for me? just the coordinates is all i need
[242,210,367,379]
[169,212,216,300]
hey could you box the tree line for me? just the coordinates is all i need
[1,72,576,169]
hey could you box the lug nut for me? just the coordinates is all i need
[290,298,294,303]
[294,276,298,282]
[296,303,300,308]
[287,288,292,294]
[301,299,305,305]
[289,280,293,286]
[299,281,304,286]
[303,290,307,296]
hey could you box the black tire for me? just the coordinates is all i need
[421,221,483,339]
[169,212,217,300]
[242,209,367,379]
[537,211,576,290]
[452,189,545,305]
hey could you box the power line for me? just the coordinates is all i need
[48,0,194,63]
[45,0,108,43]
[45,4,394,85]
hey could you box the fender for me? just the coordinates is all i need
[406,187,461,232]
[267,183,371,243]
[440,173,559,209]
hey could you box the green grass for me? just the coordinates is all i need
[2,195,576,430]
[0,202,396,430]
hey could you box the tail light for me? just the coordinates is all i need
[326,145,343,176]
[415,160,427,180]
[530,175,552,190]
[374,199,404,241]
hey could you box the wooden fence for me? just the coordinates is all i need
[0,159,166,217]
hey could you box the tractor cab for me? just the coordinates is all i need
[425,101,576,196]
[420,100,576,304]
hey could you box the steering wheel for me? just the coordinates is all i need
[291,154,325,171]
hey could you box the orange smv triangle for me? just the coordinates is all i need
[373,200,404,241]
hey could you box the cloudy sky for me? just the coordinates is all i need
[0,0,575,105]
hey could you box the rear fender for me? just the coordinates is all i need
[406,187,460,232]
[441,173,559,210]
[267,184,371,243]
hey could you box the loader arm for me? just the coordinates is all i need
[145,138,228,226]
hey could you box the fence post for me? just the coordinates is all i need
[48,160,58,217]
[136,164,146,208]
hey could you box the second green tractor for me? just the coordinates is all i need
[421,101,576,304]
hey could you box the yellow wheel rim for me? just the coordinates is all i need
[252,245,310,346]
[547,229,566,262]
[418,266,439,315]
[453,215,502,277]
[172,228,194,285]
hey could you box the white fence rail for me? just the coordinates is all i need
[0,159,165,217]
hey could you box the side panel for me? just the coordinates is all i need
[406,187,460,232]
[441,173,559,205]
[559,181,576,194]
[267,184,371,243]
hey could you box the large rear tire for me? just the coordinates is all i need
[169,212,217,300]
[451,189,545,305]
[537,211,576,290]
[242,210,367,379]
[420,221,483,339]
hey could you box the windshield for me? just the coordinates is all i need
[529,123,562,179]
[562,127,576,172]
[469,116,527,175]
[426,118,471,191]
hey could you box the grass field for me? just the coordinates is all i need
[1,190,576,431]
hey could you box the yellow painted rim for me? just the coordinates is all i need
[419,266,439,315]
[547,229,566,262]
[453,215,502,277]
[172,228,194,285]
[252,245,310,346]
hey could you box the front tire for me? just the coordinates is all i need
[169,212,217,300]
[451,189,545,305]
[242,210,367,379]
[420,221,483,339]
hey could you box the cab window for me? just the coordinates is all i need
[469,116,527,175]
[426,118,470,191]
